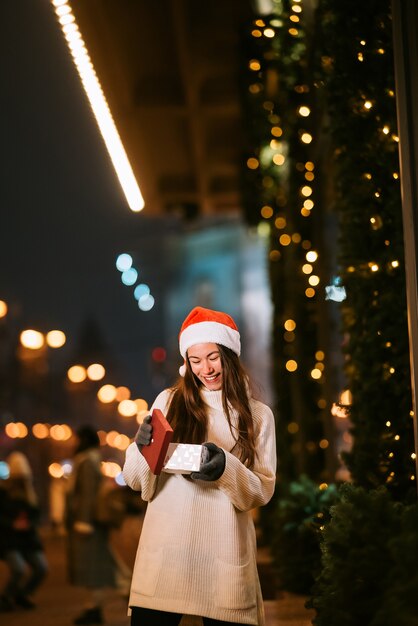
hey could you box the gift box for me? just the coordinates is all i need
[141,409,174,475]
[163,443,208,474]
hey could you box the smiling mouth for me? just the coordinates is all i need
[204,374,220,382]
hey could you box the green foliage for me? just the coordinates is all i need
[372,504,418,626]
[266,476,340,594]
[308,484,418,626]
[315,0,415,499]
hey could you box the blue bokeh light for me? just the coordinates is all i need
[115,472,126,486]
[0,461,10,480]
[121,268,138,286]
[116,253,133,272]
[138,294,155,311]
[134,283,150,300]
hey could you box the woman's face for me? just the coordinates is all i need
[187,342,223,390]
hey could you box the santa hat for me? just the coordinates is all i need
[179,306,240,375]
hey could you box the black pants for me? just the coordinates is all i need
[131,606,248,626]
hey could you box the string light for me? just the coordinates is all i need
[50,0,144,212]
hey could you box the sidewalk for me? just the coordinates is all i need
[0,515,314,626]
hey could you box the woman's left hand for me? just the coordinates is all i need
[190,442,225,481]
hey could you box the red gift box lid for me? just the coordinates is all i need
[141,408,174,475]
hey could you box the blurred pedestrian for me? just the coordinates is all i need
[65,425,117,625]
[0,451,48,612]
[123,306,277,626]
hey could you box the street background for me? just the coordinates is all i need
[0,512,313,626]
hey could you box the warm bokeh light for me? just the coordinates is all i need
[113,434,130,450]
[46,330,66,348]
[135,398,149,412]
[286,360,298,372]
[0,300,7,318]
[298,106,310,117]
[261,205,274,219]
[306,250,318,262]
[275,216,286,229]
[5,422,28,438]
[20,329,45,350]
[101,461,122,478]
[247,157,259,169]
[308,275,320,286]
[118,399,138,417]
[50,424,72,441]
[67,365,87,383]
[51,0,144,212]
[115,386,131,402]
[98,430,107,446]
[97,384,117,403]
[32,423,50,439]
[87,363,106,381]
[273,153,285,165]
[284,319,296,331]
[48,462,64,479]
[137,409,151,424]
[105,431,119,447]
[311,368,322,379]
[340,389,353,405]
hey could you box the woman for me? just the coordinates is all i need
[123,306,277,626]
[0,452,48,612]
[66,426,116,625]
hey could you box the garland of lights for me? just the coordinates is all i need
[242,0,415,496]
[241,0,329,482]
[315,0,415,500]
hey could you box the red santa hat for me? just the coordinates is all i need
[179,307,241,375]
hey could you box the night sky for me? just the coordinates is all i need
[0,2,163,396]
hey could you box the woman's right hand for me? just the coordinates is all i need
[135,415,153,452]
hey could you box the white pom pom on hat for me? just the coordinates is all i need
[179,307,241,376]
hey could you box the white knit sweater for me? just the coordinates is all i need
[123,387,277,625]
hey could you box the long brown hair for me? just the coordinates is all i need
[166,345,257,467]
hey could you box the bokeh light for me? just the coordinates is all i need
[121,268,138,286]
[46,330,66,348]
[116,253,133,272]
[138,294,155,311]
[134,284,150,300]
[67,365,87,383]
[87,363,106,381]
[118,399,138,417]
[20,329,44,350]
[97,384,117,403]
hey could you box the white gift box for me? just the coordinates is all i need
[163,443,207,474]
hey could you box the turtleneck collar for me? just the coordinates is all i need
[200,387,224,411]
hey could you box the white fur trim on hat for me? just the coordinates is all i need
[179,307,241,362]
[180,320,241,357]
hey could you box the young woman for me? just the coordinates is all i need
[123,307,277,626]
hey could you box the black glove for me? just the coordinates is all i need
[190,442,225,482]
[135,415,153,452]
